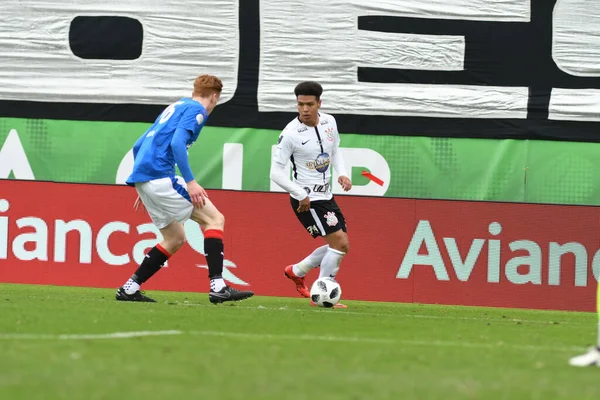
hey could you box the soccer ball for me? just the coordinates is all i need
[310,277,342,308]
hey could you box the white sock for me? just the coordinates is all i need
[210,278,226,292]
[292,245,329,277]
[319,247,346,279]
[123,278,140,295]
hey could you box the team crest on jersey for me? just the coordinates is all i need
[324,211,338,226]
[324,127,334,141]
[196,114,204,125]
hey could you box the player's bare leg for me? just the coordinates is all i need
[320,230,348,279]
[284,245,328,298]
[190,198,254,304]
[308,230,349,308]
[117,221,186,302]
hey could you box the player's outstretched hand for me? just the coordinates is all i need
[187,180,208,208]
[296,196,310,213]
[133,196,146,213]
[338,176,352,192]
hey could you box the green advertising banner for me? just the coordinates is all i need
[1,117,600,205]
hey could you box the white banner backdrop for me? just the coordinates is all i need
[0,0,239,104]
[0,0,599,121]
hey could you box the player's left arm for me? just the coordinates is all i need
[171,105,210,207]
[170,128,195,183]
[172,105,208,183]
[331,119,352,191]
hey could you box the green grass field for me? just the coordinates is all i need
[0,283,599,400]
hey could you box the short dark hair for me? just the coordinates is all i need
[294,81,323,100]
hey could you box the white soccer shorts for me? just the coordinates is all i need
[135,176,193,229]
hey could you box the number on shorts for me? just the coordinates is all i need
[307,225,319,235]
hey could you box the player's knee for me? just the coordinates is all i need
[162,236,185,254]
[203,211,225,231]
[213,211,225,229]
[176,237,187,251]
[339,240,349,254]
[330,233,349,254]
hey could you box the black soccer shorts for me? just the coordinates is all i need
[290,197,347,238]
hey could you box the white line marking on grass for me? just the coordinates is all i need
[188,330,582,352]
[189,330,395,344]
[0,330,181,340]
[0,329,582,352]
[177,302,578,325]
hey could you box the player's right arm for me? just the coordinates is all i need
[270,131,310,211]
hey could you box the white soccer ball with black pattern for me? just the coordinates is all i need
[310,277,342,308]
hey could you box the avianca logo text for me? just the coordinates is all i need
[0,199,250,286]
[397,220,600,287]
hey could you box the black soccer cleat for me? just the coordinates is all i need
[115,287,156,302]
[209,286,254,304]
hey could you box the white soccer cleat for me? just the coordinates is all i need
[569,347,600,367]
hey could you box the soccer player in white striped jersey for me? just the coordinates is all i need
[270,81,352,308]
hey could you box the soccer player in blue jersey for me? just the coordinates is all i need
[116,74,254,304]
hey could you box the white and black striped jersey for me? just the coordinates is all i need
[271,113,348,201]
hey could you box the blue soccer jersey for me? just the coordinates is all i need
[126,98,208,185]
